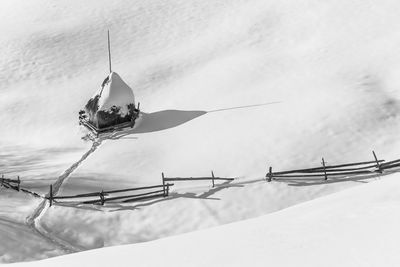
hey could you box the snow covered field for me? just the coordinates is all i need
[1,0,400,264]
[12,173,400,267]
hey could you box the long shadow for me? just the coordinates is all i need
[207,101,281,113]
[104,101,280,140]
[105,110,206,140]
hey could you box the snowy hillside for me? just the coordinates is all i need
[11,173,400,267]
[1,0,400,264]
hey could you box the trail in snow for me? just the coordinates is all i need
[25,139,102,254]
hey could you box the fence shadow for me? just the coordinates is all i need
[105,178,261,212]
[275,170,398,187]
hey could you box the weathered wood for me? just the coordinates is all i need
[0,180,19,191]
[372,151,382,173]
[80,116,139,135]
[163,177,234,181]
[312,164,384,172]
[103,183,174,194]
[380,163,400,170]
[380,159,400,167]
[272,159,385,175]
[1,181,11,189]
[49,185,53,207]
[267,167,272,182]
[162,172,166,197]
[82,189,165,204]
[99,191,105,206]
[52,192,109,199]
[272,170,372,178]
[322,158,328,181]
[0,178,20,184]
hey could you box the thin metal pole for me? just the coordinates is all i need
[107,30,112,73]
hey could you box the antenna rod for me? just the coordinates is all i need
[107,30,112,74]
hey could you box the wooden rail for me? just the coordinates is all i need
[1,175,21,191]
[162,171,235,188]
[267,151,399,182]
[47,183,174,206]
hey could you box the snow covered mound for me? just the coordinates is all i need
[84,72,136,128]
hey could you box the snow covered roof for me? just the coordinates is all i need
[95,72,135,112]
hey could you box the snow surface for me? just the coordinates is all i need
[93,72,136,114]
[1,0,400,264]
[11,173,400,267]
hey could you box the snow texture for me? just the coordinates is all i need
[94,72,135,114]
[11,173,400,267]
[0,0,400,265]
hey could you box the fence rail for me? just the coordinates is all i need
[1,175,21,191]
[47,183,174,206]
[266,151,400,182]
[162,171,235,188]
[2,150,399,208]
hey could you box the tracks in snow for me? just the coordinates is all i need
[26,139,102,254]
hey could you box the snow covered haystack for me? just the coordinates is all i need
[80,72,138,130]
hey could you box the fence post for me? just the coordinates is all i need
[162,172,166,197]
[49,185,53,207]
[211,171,215,187]
[100,190,105,205]
[322,158,328,181]
[166,184,170,197]
[372,151,382,173]
[17,176,20,191]
[267,167,273,182]
[1,174,3,187]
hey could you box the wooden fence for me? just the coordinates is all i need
[47,183,174,206]
[1,151,399,207]
[266,151,400,182]
[47,171,235,206]
[0,175,21,191]
[162,171,235,188]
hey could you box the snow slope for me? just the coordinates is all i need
[1,0,400,263]
[12,173,400,267]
